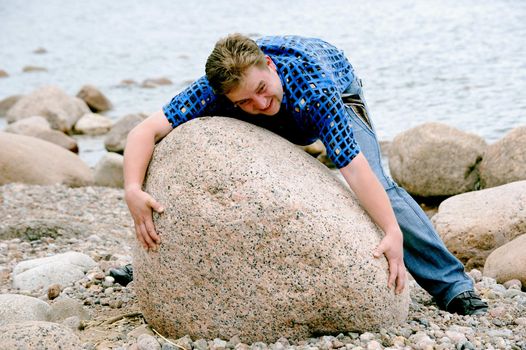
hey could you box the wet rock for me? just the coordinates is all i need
[104,113,148,153]
[432,181,526,269]
[134,117,409,343]
[0,132,92,186]
[480,126,526,188]
[94,152,124,188]
[483,234,526,286]
[6,86,90,132]
[13,251,97,291]
[0,294,51,326]
[74,112,113,135]
[76,85,113,112]
[389,122,486,196]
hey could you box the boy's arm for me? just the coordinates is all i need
[339,153,406,294]
[124,110,173,250]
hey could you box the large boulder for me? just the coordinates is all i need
[6,86,90,132]
[479,126,526,189]
[104,113,147,153]
[0,132,93,186]
[134,117,409,343]
[13,251,97,291]
[389,122,486,197]
[5,116,78,152]
[483,234,526,286]
[76,84,112,112]
[0,294,51,326]
[432,181,526,269]
[0,321,81,349]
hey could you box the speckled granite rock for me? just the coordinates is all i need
[432,180,526,269]
[484,233,526,286]
[0,321,81,349]
[388,122,486,197]
[479,126,526,188]
[134,117,410,343]
[0,294,51,326]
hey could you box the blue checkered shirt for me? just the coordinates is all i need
[163,36,360,168]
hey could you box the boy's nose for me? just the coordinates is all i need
[253,96,267,110]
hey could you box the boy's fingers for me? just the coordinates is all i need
[139,222,156,248]
[148,197,165,213]
[145,219,160,244]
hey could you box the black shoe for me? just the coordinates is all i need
[446,291,488,316]
[109,264,134,286]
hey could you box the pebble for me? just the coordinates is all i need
[47,283,62,300]
[137,334,161,350]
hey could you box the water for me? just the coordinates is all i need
[1,0,525,166]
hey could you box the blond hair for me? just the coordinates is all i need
[205,33,266,95]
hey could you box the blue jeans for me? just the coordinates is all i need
[343,77,473,308]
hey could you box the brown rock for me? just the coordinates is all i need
[483,234,526,286]
[0,132,93,187]
[142,77,173,86]
[388,122,486,197]
[47,284,61,300]
[74,112,113,135]
[22,65,48,72]
[479,126,526,188]
[432,181,526,269]
[0,69,8,78]
[76,85,113,112]
[134,117,409,343]
[6,86,90,132]
[33,47,47,54]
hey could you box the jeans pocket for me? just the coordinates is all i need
[342,94,373,132]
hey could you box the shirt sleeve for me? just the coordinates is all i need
[162,76,218,128]
[310,86,361,168]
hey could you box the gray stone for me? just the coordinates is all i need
[104,113,147,153]
[134,117,409,343]
[480,126,526,188]
[388,122,486,196]
[138,334,161,350]
[0,321,81,349]
[49,296,91,322]
[94,152,124,188]
[0,294,51,326]
[13,251,96,291]
[76,84,113,112]
[6,86,90,132]
[74,112,113,135]
[432,181,526,269]
[484,234,526,286]
[0,132,93,186]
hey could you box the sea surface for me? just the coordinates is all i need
[1,0,525,166]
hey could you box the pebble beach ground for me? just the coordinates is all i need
[1,184,525,349]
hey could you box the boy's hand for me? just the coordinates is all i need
[125,186,164,250]
[373,231,406,294]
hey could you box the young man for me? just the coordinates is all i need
[115,34,487,316]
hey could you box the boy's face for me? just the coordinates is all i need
[225,56,284,116]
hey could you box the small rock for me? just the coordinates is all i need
[366,340,382,350]
[468,269,483,282]
[503,279,522,290]
[33,47,47,54]
[359,332,375,342]
[210,338,227,350]
[0,69,8,78]
[515,317,526,325]
[47,283,62,300]
[174,335,193,350]
[194,338,209,350]
[137,334,161,350]
[22,65,48,72]
[142,77,173,86]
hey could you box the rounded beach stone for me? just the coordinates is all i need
[479,126,526,188]
[0,294,51,326]
[432,180,526,269]
[134,117,409,343]
[0,132,93,187]
[76,84,113,112]
[388,122,486,197]
[0,321,81,349]
[483,234,526,286]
